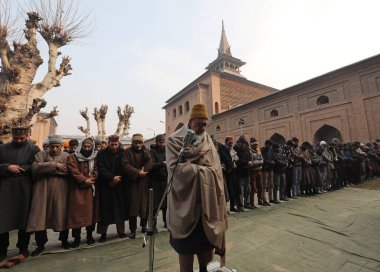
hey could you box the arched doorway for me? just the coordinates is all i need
[270,133,286,145]
[314,125,342,143]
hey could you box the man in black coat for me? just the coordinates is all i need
[234,135,254,209]
[96,135,129,242]
[150,134,168,229]
[0,127,40,261]
[218,136,243,212]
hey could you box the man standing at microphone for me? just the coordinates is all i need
[166,104,227,272]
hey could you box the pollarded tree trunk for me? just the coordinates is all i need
[115,105,134,137]
[0,1,89,143]
[93,105,108,141]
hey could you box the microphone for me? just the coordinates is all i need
[182,129,195,149]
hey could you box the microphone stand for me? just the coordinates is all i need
[143,146,186,272]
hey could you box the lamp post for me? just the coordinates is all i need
[147,128,155,137]
[238,118,244,136]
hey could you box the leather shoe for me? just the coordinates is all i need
[118,233,127,239]
[237,207,245,212]
[230,207,238,212]
[263,201,271,206]
[98,234,107,243]
[86,235,95,245]
[61,240,71,249]
[31,246,45,257]
[19,249,30,258]
[129,232,136,239]
[71,237,81,248]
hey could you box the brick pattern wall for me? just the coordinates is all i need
[210,56,380,145]
[219,77,274,111]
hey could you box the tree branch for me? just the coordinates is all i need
[78,126,90,137]
[20,98,47,125]
[78,107,90,137]
[36,106,59,122]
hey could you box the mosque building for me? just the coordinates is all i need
[163,22,380,144]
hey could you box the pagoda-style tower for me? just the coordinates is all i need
[206,21,246,77]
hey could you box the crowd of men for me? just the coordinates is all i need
[0,128,167,267]
[1,124,379,268]
[215,135,380,212]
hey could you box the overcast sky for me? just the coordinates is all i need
[27,0,380,139]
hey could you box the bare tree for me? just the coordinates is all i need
[93,104,108,141]
[78,107,90,137]
[115,105,134,137]
[78,104,134,140]
[0,0,90,142]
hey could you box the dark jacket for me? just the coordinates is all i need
[261,146,276,171]
[273,149,288,173]
[233,142,251,177]
[218,144,234,173]
[150,144,167,182]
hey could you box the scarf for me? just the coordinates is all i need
[74,137,97,176]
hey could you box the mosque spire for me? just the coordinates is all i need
[206,20,246,78]
[218,20,232,57]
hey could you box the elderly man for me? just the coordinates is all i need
[121,133,152,239]
[166,104,227,272]
[27,135,70,256]
[0,127,40,262]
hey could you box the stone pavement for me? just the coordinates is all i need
[5,179,380,272]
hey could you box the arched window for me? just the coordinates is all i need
[179,105,183,115]
[317,95,329,105]
[215,102,219,114]
[216,125,221,131]
[185,101,190,112]
[270,109,278,118]
[173,109,176,118]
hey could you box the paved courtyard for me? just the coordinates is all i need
[5,179,380,272]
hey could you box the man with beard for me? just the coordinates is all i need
[0,127,40,263]
[150,134,168,229]
[67,137,98,247]
[219,136,243,212]
[121,133,152,239]
[166,104,227,272]
[96,135,128,242]
[27,135,70,256]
